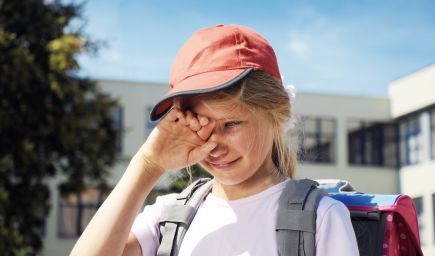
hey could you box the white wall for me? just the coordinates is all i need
[42,80,167,256]
[400,162,435,255]
[295,92,399,194]
[42,82,403,255]
[42,176,76,256]
[389,64,435,255]
[299,164,400,194]
[98,79,167,158]
[389,63,435,118]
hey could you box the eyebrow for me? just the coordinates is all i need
[216,116,243,121]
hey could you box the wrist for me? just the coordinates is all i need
[133,152,165,176]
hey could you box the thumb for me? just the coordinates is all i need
[187,141,217,165]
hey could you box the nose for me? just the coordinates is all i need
[207,129,228,158]
[208,143,228,158]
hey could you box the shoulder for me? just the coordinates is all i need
[130,193,180,256]
[144,193,179,217]
[316,195,351,227]
[315,196,359,255]
[317,195,349,216]
[132,193,179,231]
[154,193,179,207]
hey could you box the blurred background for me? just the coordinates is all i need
[1,0,434,255]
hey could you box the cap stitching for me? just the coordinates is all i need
[179,66,255,82]
[233,27,242,67]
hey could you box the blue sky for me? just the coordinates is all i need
[76,0,435,97]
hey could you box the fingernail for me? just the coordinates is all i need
[199,117,209,126]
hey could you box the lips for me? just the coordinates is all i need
[206,158,240,170]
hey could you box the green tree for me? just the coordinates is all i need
[0,0,119,254]
[169,164,212,193]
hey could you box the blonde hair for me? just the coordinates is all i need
[203,70,297,178]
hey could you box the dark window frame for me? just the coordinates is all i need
[396,102,435,167]
[299,116,337,164]
[399,114,422,166]
[347,120,398,168]
[111,106,124,154]
[57,189,107,238]
[413,196,424,245]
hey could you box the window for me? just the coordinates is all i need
[111,106,123,154]
[413,197,424,245]
[299,117,336,163]
[145,105,157,139]
[399,114,422,166]
[347,120,398,167]
[58,188,109,238]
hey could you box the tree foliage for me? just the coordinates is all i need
[169,164,212,193]
[0,0,119,253]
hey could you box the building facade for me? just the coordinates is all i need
[42,64,435,255]
[389,64,435,255]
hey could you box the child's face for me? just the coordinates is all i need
[187,97,276,186]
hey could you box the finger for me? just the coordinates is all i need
[198,115,209,126]
[175,111,189,126]
[185,110,196,126]
[186,111,201,131]
[185,110,194,121]
[164,107,181,122]
[187,141,217,165]
[197,119,215,141]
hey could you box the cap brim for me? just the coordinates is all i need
[150,68,253,121]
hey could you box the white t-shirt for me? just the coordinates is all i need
[131,179,359,256]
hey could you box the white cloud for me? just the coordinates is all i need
[278,5,391,95]
[288,35,309,58]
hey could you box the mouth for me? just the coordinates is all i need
[206,158,240,170]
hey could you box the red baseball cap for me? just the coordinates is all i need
[150,24,282,121]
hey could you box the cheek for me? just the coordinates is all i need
[225,132,253,153]
[227,130,271,160]
[248,128,274,162]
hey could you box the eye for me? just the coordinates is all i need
[224,121,242,128]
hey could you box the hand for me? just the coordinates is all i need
[138,107,216,171]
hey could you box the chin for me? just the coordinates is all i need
[211,173,255,187]
[199,162,258,186]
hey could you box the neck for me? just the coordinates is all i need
[211,165,285,200]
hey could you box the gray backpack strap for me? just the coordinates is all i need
[157,178,213,256]
[276,179,324,256]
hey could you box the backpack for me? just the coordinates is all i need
[318,180,424,256]
[156,178,424,256]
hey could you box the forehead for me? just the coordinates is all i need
[181,95,250,119]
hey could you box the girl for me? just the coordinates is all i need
[71,24,359,256]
